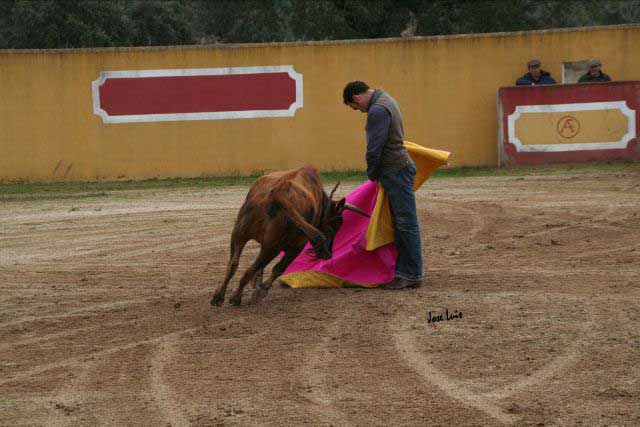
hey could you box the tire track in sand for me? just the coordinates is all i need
[149,332,190,427]
[566,243,640,260]
[393,324,518,425]
[296,313,353,426]
[429,200,486,245]
[46,361,97,426]
[0,328,197,387]
[484,298,597,401]
[0,319,139,351]
[44,330,195,426]
[390,294,597,425]
[0,298,157,329]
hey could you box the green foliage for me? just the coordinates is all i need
[128,0,195,46]
[0,0,638,49]
[193,0,291,43]
[2,0,133,48]
[289,0,351,41]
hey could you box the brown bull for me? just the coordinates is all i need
[211,166,369,306]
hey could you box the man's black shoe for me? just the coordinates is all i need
[382,277,422,290]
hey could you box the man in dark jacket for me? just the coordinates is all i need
[343,81,422,290]
[578,59,612,83]
[515,59,556,85]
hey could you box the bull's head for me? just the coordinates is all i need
[310,182,370,260]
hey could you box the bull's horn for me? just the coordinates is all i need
[329,181,340,200]
[343,203,370,217]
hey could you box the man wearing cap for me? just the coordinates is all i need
[579,59,612,83]
[342,81,423,290]
[515,59,557,86]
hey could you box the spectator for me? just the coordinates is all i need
[515,59,556,85]
[578,59,612,83]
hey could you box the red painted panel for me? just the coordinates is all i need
[98,73,296,116]
[498,81,640,166]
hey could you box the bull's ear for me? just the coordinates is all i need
[335,197,346,213]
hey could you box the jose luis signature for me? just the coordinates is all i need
[427,309,463,324]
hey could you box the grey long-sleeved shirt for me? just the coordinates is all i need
[365,104,391,181]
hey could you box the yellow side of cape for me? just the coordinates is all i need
[278,271,384,289]
[281,141,450,289]
[365,142,451,250]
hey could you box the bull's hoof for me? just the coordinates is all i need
[211,293,225,306]
[279,279,290,288]
[229,296,242,306]
[250,287,269,305]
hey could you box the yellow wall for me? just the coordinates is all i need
[1,25,639,181]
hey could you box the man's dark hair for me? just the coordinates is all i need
[343,81,370,104]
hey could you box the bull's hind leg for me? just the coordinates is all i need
[211,233,247,306]
[251,245,304,305]
[253,268,264,290]
[228,246,279,306]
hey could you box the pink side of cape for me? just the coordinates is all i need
[282,180,397,284]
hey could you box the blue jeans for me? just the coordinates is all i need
[379,162,423,281]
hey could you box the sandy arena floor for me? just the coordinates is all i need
[1,169,639,426]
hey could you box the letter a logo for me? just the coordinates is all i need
[556,116,580,139]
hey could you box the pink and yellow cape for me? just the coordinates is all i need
[279,142,450,288]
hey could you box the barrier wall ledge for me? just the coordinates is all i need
[498,81,640,166]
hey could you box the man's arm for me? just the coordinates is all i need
[365,105,391,181]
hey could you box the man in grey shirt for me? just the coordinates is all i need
[343,81,423,289]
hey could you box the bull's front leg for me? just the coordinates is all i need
[251,245,304,304]
[211,233,247,306]
[229,246,278,306]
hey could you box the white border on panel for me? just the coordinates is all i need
[91,65,304,123]
[507,101,636,152]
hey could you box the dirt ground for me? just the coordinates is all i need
[1,169,639,426]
